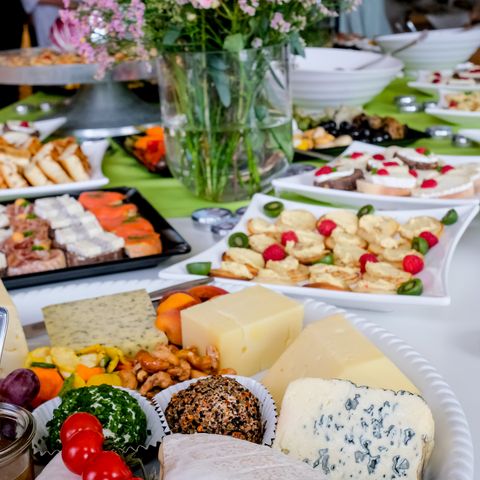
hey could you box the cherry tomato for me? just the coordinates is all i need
[60,412,104,445]
[82,451,132,480]
[62,430,104,475]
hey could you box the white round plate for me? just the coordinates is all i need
[425,107,480,128]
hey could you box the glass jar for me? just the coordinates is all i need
[157,44,292,202]
[0,402,36,480]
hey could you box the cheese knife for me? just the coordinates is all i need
[23,277,213,339]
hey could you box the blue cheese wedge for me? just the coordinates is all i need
[274,378,434,479]
[42,290,167,355]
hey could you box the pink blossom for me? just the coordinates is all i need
[270,12,291,33]
[191,0,219,8]
[239,0,258,16]
[251,37,263,48]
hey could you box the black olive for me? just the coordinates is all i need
[372,135,386,143]
[351,130,362,139]
[382,132,392,141]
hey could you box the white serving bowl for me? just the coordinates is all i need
[291,48,403,110]
[376,28,480,71]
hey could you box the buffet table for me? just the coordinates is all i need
[1,77,480,476]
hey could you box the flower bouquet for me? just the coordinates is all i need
[62,0,360,201]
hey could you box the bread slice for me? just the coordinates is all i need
[222,247,265,270]
[248,234,277,253]
[23,162,50,186]
[37,156,72,184]
[246,218,278,235]
[356,178,412,196]
[276,209,317,231]
[0,162,28,188]
[210,261,255,280]
[399,216,444,240]
[274,378,434,480]
[58,143,90,181]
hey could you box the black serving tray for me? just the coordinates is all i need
[294,127,429,162]
[1,187,191,289]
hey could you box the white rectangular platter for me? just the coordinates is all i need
[0,139,109,201]
[159,193,479,311]
[18,278,474,480]
[273,141,480,210]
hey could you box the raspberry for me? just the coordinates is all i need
[317,219,337,237]
[440,165,454,174]
[403,254,424,274]
[449,100,458,108]
[383,161,398,167]
[351,152,364,159]
[359,253,378,274]
[421,179,437,189]
[376,169,389,176]
[432,78,441,84]
[20,121,29,127]
[415,147,427,154]
[419,231,439,248]
[281,230,299,246]
[372,154,385,160]
[263,244,286,262]
[315,166,334,176]
[409,169,418,178]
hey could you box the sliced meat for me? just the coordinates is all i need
[7,249,66,276]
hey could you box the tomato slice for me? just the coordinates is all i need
[62,430,103,475]
[60,412,104,445]
[81,451,132,480]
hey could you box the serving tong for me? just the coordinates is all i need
[22,277,213,340]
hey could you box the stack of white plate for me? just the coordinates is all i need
[376,28,480,71]
[291,48,403,110]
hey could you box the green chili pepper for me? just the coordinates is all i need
[357,204,375,218]
[31,245,45,251]
[30,361,56,369]
[23,230,34,237]
[315,253,334,265]
[99,356,111,369]
[263,201,284,218]
[186,262,212,276]
[412,236,429,255]
[26,213,37,220]
[228,232,249,248]
[397,278,423,296]
[441,209,458,225]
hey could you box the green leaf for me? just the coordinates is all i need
[58,374,75,398]
[224,33,244,53]
[255,105,268,121]
[209,68,231,108]
[289,32,305,56]
[163,27,182,46]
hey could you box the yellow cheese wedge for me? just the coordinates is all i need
[262,314,418,409]
[0,280,29,377]
[181,286,304,377]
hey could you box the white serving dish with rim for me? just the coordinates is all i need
[23,278,474,480]
[376,28,480,72]
[273,140,480,210]
[425,88,480,127]
[159,193,479,311]
[408,70,480,96]
[0,117,109,201]
[291,48,403,109]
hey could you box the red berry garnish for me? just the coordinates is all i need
[432,78,441,84]
[421,179,437,189]
[449,100,458,108]
[440,165,454,174]
[376,169,389,176]
[317,219,337,237]
[351,152,364,159]
[281,230,299,246]
[415,147,427,154]
[471,68,480,73]
[263,244,286,262]
[372,154,385,160]
[383,161,399,167]
[409,169,418,178]
[403,254,424,274]
[20,121,29,127]
[359,253,378,274]
[419,231,438,248]
[315,166,334,176]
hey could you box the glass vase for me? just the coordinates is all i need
[157,44,292,202]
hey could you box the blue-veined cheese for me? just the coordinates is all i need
[42,290,167,355]
[274,378,434,479]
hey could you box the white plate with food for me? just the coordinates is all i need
[0,136,109,201]
[425,89,480,127]
[159,193,478,311]
[22,279,473,480]
[425,107,480,127]
[274,141,480,210]
[408,67,480,95]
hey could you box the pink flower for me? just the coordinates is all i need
[239,0,258,16]
[191,0,219,8]
[270,12,291,33]
[251,37,263,48]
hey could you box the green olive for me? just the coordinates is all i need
[441,209,458,225]
[397,278,423,296]
[228,232,249,248]
[263,201,284,218]
[412,237,429,255]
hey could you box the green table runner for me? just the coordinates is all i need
[1,80,479,218]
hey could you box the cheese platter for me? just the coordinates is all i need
[0,278,473,479]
